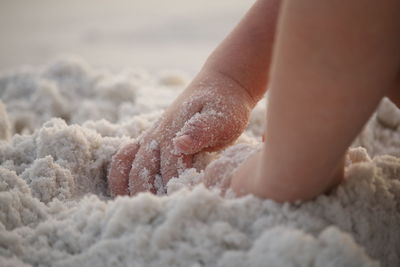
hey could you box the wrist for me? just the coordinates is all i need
[197,65,262,108]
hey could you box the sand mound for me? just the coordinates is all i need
[0,58,399,267]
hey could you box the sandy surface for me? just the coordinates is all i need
[0,58,400,267]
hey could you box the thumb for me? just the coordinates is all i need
[173,109,241,155]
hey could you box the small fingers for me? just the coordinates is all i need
[173,107,247,155]
[129,140,160,195]
[173,110,223,154]
[160,145,192,186]
[108,142,140,197]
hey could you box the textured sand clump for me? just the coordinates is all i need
[0,58,399,267]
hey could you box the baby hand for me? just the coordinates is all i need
[108,70,255,196]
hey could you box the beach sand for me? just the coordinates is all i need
[0,57,399,266]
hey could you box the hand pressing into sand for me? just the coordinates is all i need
[108,70,255,196]
[108,0,278,197]
[111,0,400,202]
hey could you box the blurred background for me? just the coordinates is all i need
[0,0,254,75]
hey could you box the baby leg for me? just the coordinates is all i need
[231,0,400,201]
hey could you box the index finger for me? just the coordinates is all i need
[108,142,139,197]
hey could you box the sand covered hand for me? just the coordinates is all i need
[107,0,278,197]
[108,70,255,196]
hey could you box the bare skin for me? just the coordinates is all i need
[108,0,279,196]
[109,0,400,201]
[228,0,400,201]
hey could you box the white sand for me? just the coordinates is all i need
[0,57,399,267]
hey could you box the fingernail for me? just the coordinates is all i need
[173,135,193,154]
